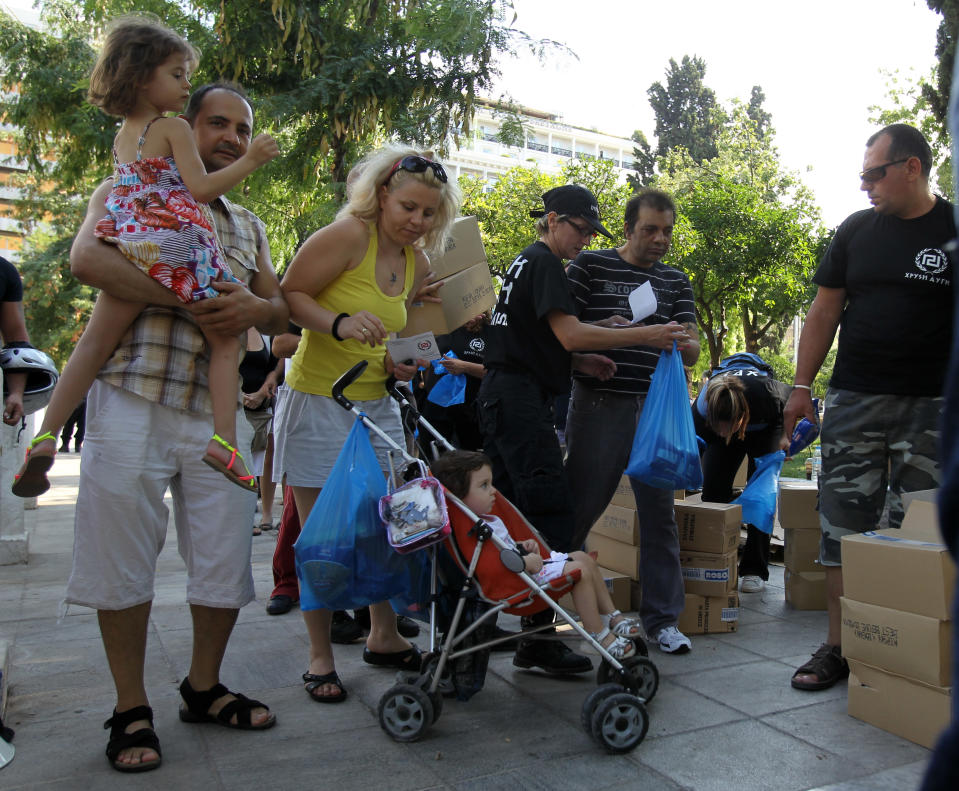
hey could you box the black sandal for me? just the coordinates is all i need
[302,671,348,703]
[791,643,849,691]
[178,678,276,730]
[104,705,162,773]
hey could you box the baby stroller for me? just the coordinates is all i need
[331,363,659,754]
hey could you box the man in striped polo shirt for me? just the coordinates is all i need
[565,188,701,654]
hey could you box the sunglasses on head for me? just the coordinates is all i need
[859,157,910,184]
[385,155,448,185]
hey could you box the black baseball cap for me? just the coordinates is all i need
[529,184,613,239]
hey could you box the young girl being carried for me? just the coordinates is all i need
[430,450,644,659]
[12,16,278,498]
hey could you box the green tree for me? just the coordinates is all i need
[924,0,959,134]
[647,55,722,163]
[626,129,655,189]
[657,106,824,367]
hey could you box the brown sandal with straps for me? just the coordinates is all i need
[791,643,849,691]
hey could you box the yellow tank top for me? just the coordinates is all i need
[287,225,415,400]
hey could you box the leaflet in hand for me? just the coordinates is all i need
[628,282,657,324]
[386,332,442,363]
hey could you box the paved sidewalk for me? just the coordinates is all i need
[0,455,932,790]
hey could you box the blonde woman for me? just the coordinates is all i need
[273,145,460,703]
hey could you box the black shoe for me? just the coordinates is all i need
[266,595,297,616]
[396,615,420,638]
[490,625,521,652]
[59,444,69,453]
[513,638,593,674]
[331,610,364,644]
[75,442,82,453]
[352,606,371,631]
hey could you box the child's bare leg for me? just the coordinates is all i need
[38,293,145,439]
[12,294,143,497]
[567,559,604,633]
[200,328,255,490]
[569,551,643,637]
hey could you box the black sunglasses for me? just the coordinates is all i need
[384,155,448,185]
[859,158,910,184]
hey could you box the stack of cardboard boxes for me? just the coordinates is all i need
[586,478,742,633]
[675,496,741,634]
[840,499,955,748]
[399,215,497,338]
[584,476,644,614]
[779,480,827,610]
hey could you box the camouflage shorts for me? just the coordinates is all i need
[818,388,942,565]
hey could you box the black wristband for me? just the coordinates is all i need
[331,313,350,342]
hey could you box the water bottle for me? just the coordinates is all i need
[811,446,822,484]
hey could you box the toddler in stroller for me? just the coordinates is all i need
[431,450,643,660]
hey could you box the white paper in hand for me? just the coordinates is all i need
[628,282,657,324]
[386,332,442,363]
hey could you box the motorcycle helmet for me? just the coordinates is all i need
[0,346,59,415]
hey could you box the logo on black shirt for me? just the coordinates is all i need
[468,338,485,353]
[915,248,949,275]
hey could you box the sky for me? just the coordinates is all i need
[0,0,945,227]
[493,0,944,226]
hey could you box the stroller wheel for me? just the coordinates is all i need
[580,683,624,740]
[420,651,456,697]
[590,693,649,754]
[378,684,434,742]
[597,655,660,703]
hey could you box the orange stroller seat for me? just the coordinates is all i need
[443,490,581,616]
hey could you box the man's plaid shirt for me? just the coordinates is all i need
[97,195,266,414]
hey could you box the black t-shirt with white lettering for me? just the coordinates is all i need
[566,248,696,396]
[483,241,577,395]
[815,197,955,396]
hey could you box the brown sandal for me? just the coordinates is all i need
[791,643,849,691]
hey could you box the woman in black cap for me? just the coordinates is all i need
[476,184,690,675]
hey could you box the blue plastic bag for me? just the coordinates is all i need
[427,353,467,407]
[731,450,786,534]
[294,417,429,611]
[626,342,703,490]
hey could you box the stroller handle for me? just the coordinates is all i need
[332,360,368,411]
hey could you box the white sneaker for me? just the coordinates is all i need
[654,625,691,654]
[741,575,765,593]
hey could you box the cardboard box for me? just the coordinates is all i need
[609,475,636,509]
[427,215,487,280]
[847,659,951,749]
[675,501,742,555]
[784,569,827,610]
[733,456,749,489]
[778,480,819,531]
[560,567,632,614]
[678,592,740,635]
[592,503,640,545]
[587,533,641,580]
[679,549,737,597]
[401,262,496,337]
[841,501,955,620]
[840,597,952,686]
[784,527,821,573]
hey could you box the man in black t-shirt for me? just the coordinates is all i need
[785,123,955,692]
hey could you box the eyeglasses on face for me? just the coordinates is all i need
[561,217,596,239]
[859,158,910,184]
[385,155,448,185]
